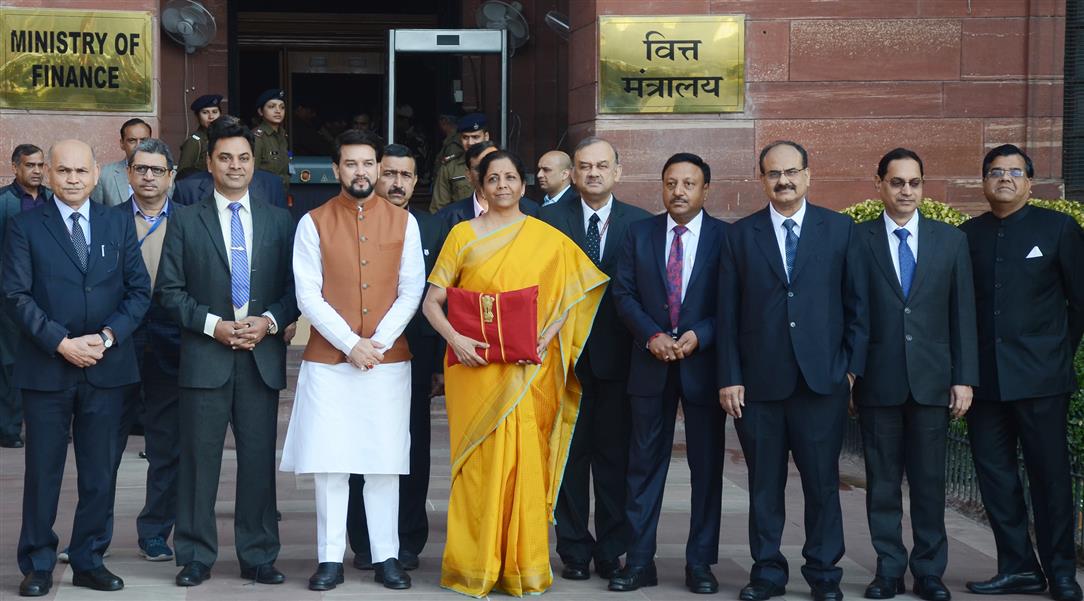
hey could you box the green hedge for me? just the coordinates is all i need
[841,197,1084,467]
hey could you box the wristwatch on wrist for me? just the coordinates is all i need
[99,331,113,349]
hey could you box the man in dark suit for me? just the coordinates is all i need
[610,153,728,594]
[3,139,151,597]
[156,118,299,587]
[537,150,577,207]
[718,140,865,601]
[347,143,448,571]
[959,144,1084,601]
[172,168,286,208]
[851,148,978,601]
[541,136,650,581]
[437,140,539,227]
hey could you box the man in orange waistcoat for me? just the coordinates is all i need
[279,129,425,592]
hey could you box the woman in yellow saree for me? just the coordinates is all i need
[422,150,608,597]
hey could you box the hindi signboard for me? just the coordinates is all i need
[599,15,744,114]
[1,8,153,112]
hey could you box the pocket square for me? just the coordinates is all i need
[1026,246,1043,259]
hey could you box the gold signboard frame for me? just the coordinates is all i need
[599,15,745,114]
[1,8,153,112]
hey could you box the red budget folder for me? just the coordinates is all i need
[445,285,541,366]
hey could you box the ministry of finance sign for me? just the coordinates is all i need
[599,15,745,114]
[1,8,153,112]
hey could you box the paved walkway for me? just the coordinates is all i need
[1,350,1080,600]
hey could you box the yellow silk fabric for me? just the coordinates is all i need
[428,216,608,597]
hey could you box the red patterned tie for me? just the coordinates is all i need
[666,225,687,332]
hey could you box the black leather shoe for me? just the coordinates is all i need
[176,562,211,587]
[966,572,1046,595]
[915,576,951,601]
[1052,576,1084,601]
[353,555,373,570]
[18,571,51,597]
[0,434,23,448]
[72,566,124,591]
[561,561,590,580]
[865,575,906,599]
[686,564,719,594]
[399,551,419,571]
[240,563,285,584]
[596,557,621,579]
[608,563,658,591]
[740,580,787,601]
[812,581,844,601]
[374,558,411,589]
[308,562,344,591]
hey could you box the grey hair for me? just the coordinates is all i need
[573,136,620,165]
[127,138,175,170]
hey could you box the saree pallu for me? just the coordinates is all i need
[428,217,607,597]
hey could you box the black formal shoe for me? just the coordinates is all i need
[1051,576,1084,601]
[966,572,1047,595]
[18,571,51,597]
[596,557,621,579]
[308,562,344,591]
[399,551,419,571]
[72,566,124,591]
[915,576,951,601]
[374,558,411,589]
[353,555,373,570]
[685,564,719,594]
[561,561,590,580]
[176,561,211,586]
[865,575,906,599]
[812,581,844,601]
[740,579,787,601]
[240,563,285,584]
[608,563,658,591]
[0,434,23,448]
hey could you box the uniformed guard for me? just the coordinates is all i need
[176,94,222,180]
[253,88,290,193]
[432,112,460,179]
[428,112,489,214]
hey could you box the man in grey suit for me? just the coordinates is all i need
[851,148,978,601]
[90,118,152,207]
[156,118,299,587]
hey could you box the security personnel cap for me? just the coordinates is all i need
[190,94,222,112]
[256,88,286,109]
[457,113,488,133]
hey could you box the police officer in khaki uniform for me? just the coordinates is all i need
[177,94,223,180]
[431,112,460,181]
[253,88,290,193]
[428,113,488,214]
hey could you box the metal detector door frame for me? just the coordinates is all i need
[386,29,508,147]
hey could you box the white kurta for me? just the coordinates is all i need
[280,209,426,475]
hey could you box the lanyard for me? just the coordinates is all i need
[138,213,167,248]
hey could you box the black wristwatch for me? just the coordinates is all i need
[99,331,114,349]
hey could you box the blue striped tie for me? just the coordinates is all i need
[783,218,798,281]
[895,228,915,298]
[69,213,88,271]
[228,202,249,309]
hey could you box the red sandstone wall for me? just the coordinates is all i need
[568,0,1066,219]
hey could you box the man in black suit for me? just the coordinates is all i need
[610,153,728,594]
[156,118,299,587]
[537,150,577,207]
[541,136,650,581]
[347,143,448,571]
[959,144,1084,601]
[3,139,151,597]
[718,140,865,601]
[851,148,978,601]
[436,140,539,227]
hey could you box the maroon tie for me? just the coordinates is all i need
[666,225,687,332]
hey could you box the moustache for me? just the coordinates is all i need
[389,187,406,196]
[773,184,796,193]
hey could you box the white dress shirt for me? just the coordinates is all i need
[543,183,571,206]
[883,210,920,284]
[768,198,807,279]
[55,197,91,243]
[472,192,485,217]
[582,194,614,253]
[665,210,702,302]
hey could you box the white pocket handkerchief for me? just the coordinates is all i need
[1026,246,1043,259]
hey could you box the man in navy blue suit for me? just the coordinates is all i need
[717,141,865,601]
[610,153,728,594]
[2,139,151,597]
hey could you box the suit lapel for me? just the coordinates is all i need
[653,213,669,285]
[788,205,821,283]
[599,198,624,266]
[41,202,83,272]
[250,196,268,276]
[752,209,788,285]
[686,213,715,292]
[908,214,936,298]
[566,197,587,249]
[197,197,230,270]
[85,201,107,274]
[869,217,905,302]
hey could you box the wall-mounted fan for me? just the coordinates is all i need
[476,1,530,55]
[162,0,217,54]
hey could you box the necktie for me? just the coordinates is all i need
[69,213,88,271]
[666,225,688,332]
[783,218,798,281]
[895,228,915,298]
[229,202,250,309]
[585,213,601,264]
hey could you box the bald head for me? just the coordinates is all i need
[48,139,100,208]
[536,150,572,197]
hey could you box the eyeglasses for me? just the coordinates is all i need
[986,167,1027,179]
[886,178,923,190]
[131,164,171,177]
[764,167,807,181]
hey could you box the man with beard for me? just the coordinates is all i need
[280,130,424,591]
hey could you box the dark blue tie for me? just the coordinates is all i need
[229,202,250,309]
[69,213,88,271]
[895,228,915,298]
[782,218,798,281]
[585,213,601,264]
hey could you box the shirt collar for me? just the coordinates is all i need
[54,196,90,222]
[472,192,485,217]
[768,198,807,231]
[666,209,703,236]
[12,180,44,200]
[581,194,613,223]
[546,183,571,204]
[214,189,250,213]
[995,203,1031,224]
[132,198,171,221]
[883,210,919,240]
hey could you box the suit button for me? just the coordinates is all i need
[905,334,913,342]
[361,260,368,266]
[904,307,911,314]
[994,310,1001,316]
[996,337,1003,343]
[996,257,1003,262]
[998,232,1005,238]
[362,283,369,289]
[360,235,367,242]
[85,287,92,292]
[789,321,796,328]
[662,303,668,309]
[995,282,1002,288]
[787,291,794,298]
[363,308,369,315]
